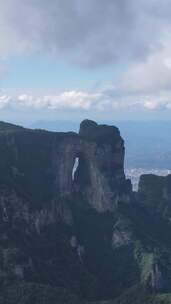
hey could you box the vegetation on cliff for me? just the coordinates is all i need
[0,121,170,303]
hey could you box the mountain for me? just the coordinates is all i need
[30,120,171,169]
[0,120,170,303]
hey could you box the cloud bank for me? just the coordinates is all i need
[1,89,171,114]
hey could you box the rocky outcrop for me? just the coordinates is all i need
[138,174,171,219]
[0,119,134,300]
[112,229,132,248]
[151,263,164,292]
[1,120,171,303]
[76,120,131,212]
[0,119,131,217]
[51,119,131,212]
[138,174,171,200]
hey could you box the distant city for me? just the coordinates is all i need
[126,168,171,191]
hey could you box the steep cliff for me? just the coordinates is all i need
[0,120,170,304]
[0,120,134,302]
[138,174,171,218]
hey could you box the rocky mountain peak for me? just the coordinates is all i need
[79,119,121,148]
[0,120,170,304]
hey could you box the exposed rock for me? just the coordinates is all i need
[77,245,84,263]
[112,229,132,248]
[0,120,171,303]
[151,263,164,292]
[76,119,131,211]
[70,236,77,248]
[13,265,24,279]
[138,174,171,218]
[0,120,132,293]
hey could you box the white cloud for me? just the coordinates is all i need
[0,91,107,111]
[0,95,12,108]
[1,0,171,117]
[0,89,171,114]
[118,34,171,93]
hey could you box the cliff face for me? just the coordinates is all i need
[0,120,171,304]
[52,119,131,213]
[0,119,129,218]
[76,120,131,212]
[138,174,171,218]
[0,120,134,301]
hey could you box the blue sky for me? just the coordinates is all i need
[1,0,171,124]
[1,56,119,91]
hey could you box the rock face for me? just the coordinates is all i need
[138,174,171,218]
[52,119,131,212]
[112,229,132,249]
[0,120,134,301]
[0,120,171,303]
[0,119,130,220]
[151,263,164,291]
[76,120,131,212]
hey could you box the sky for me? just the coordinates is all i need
[1,0,171,124]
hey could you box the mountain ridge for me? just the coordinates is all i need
[0,120,170,303]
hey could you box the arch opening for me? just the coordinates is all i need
[72,157,79,181]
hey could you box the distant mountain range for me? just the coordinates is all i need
[31,120,171,169]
